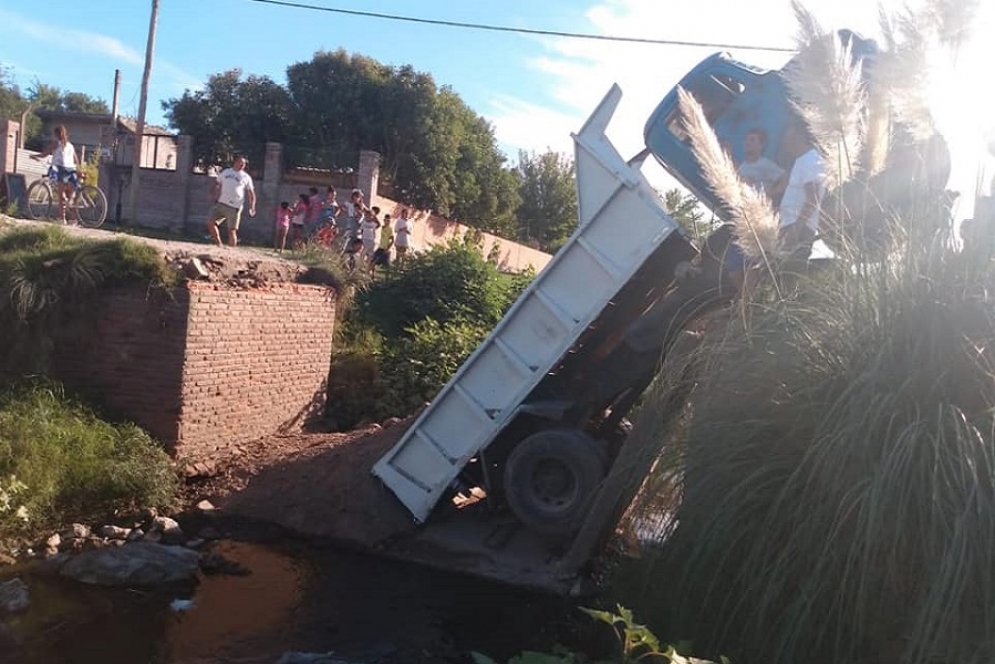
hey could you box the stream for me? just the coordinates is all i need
[2,537,592,664]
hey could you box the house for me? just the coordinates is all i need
[34,110,178,171]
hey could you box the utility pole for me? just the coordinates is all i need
[126,0,160,226]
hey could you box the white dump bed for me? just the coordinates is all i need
[372,85,685,522]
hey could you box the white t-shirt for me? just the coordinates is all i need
[52,141,76,169]
[778,149,827,231]
[738,156,784,194]
[361,218,379,244]
[217,167,254,209]
[394,217,410,247]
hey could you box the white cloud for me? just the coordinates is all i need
[489,0,995,200]
[0,8,143,65]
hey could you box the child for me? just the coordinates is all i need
[274,201,291,252]
[370,213,394,278]
[360,207,381,262]
[291,193,309,249]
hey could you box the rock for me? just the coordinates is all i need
[197,526,222,541]
[67,523,91,540]
[126,528,145,542]
[275,653,355,664]
[183,257,211,280]
[59,542,201,587]
[0,553,17,566]
[184,461,218,480]
[150,517,184,544]
[184,539,206,550]
[195,499,215,512]
[0,579,29,613]
[199,552,250,576]
[99,525,132,540]
[381,417,403,429]
[45,534,61,550]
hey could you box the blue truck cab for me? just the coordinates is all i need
[645,31,880,215]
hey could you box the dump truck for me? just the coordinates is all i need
[372,31,950,593]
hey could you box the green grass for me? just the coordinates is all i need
[0,382,177,534]
[0,226,179,379]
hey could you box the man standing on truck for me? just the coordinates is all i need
[737,128,786,199]
[777,123,827,256]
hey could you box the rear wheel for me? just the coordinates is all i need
[26,180,54,220]
[74,185,108,228]
[503,429,607,538]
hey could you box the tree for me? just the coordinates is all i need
[163,69,293,168]
[662,188,710,240]
[516,150,578,252]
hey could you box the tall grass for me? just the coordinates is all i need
[624,243,995,663]
[613,1,992,662]
[0,382,177,533]
[0,226,177,379]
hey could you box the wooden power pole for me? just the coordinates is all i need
[126,0,160,226]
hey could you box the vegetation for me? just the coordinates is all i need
[0,66,109,148]
[516,150,579,252]
[0,226,178,379]
[0,382,177,534]
[326,236,533,429]
[615,1,993,663]
[473,605,719,664]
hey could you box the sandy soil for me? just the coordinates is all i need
[184,418,421,549]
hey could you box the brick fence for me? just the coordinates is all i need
[54,281,336,461]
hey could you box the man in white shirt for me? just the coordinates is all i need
[778,124,827,256]
[207,155,256,247]
[737,128,786,198]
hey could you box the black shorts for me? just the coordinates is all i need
[55,167,78,185]
[372,248,390,266]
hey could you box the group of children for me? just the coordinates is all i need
[273,186,412,275]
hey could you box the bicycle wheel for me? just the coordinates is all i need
[74,185,108,228]
[26,180,54,220]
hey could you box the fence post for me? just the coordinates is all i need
[175,135,194,234]
[358,150,381,199]
[0,119,19,176]
[261,142,283,228]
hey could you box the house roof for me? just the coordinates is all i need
[35,109,175,137]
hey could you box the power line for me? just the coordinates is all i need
[245,0,796,53]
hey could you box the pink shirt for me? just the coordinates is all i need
[275,207,291,228]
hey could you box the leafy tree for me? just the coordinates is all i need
[0,66,29,123]
[516,149,578,251]
[163,69,294,168]
[662,188,710,240]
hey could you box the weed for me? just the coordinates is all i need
[0,381,177,534]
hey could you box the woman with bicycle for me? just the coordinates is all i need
[32,125,81,224]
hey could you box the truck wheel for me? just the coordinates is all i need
[503,429,607,538]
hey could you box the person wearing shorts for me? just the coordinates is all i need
[207,155,256,247]
[32,125,81,224]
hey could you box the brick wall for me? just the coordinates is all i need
[54,281,336,460]
[178,281,337,459]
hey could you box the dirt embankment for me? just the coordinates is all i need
[185,418,420,549]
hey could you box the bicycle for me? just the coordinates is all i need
[26,164,108,228]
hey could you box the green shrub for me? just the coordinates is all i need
[0,382,177,533]
[326,240,533,428]
[356,238,521,337]
[0,227,177,379]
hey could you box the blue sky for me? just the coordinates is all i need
[1,0,993,208]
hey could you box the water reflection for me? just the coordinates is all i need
[6,539,577,664]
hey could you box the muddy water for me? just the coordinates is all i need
[4,540,586,664]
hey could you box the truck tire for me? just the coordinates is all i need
[503,429,607,538]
